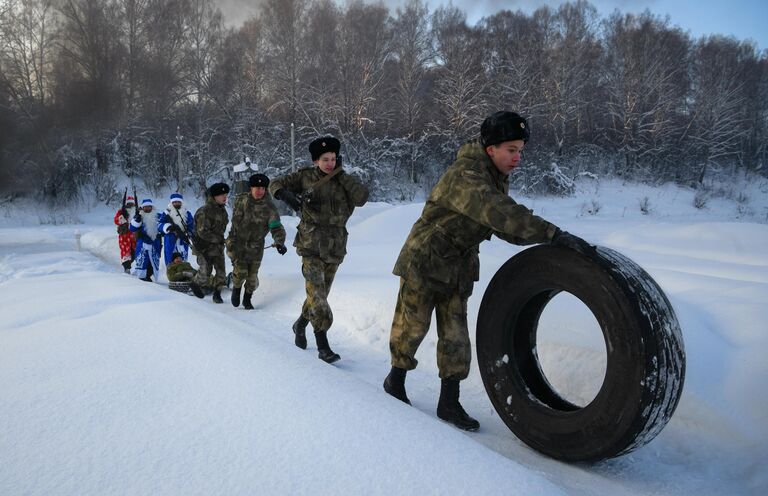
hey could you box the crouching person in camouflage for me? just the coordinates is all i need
[383,111,593,431]
[167,252,197,282]
[269,136,369,363]
[190,182,230,303]
[227,173,287,310]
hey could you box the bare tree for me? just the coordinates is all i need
[390,0,433,183]
[687,36,753,183]
[0,0,57,119]
[334,0,390,139]
[481,9,546,118]
[298,0,340,135]
[139,0,189,119]
[116,0,149,121]
[56,0,125,123]
[429,5,487,157]
[601,11,690,179]
[260,0,309,124]
[542,0,601,156]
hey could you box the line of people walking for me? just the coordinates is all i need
[112,111,594,433]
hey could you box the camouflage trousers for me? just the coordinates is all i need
[389,277,471,380]
[193,251,227,290]
[300,256,339,333]
[232,260,261,293]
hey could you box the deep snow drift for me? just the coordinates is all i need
[1,179,767,495]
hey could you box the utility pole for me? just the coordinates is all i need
[176,126,183,194]
[290,122,295,172]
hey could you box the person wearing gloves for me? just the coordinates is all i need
[382,111,594,432]
[129,198,163,282]
[226,173,287,310]
[190,183,230,303]
[269,136,369,363]
[158,192,195,266]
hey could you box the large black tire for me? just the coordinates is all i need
[476,245,685,462]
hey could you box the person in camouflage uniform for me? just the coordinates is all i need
[269,136,369,364]
[227,173,287,310]
[190,182,230,303]
[383,111,594,431]
[166,252,197,282]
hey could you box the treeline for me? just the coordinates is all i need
[1,0,766,204]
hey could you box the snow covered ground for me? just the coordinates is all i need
[1,178,767,495]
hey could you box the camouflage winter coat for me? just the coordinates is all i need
[226,193,286,263]
[393,140,558,297]
[192,197,229,257]
[166,261,196,282]
[269,167,369,264]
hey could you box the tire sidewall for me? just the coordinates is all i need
[477,245,656,461]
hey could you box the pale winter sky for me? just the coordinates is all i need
[217,0,767,50]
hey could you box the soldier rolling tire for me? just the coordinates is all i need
[476,244,685,462]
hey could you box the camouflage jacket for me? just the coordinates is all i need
[226,193,286,263]
[166,261,196,282]
[192,197,229,257]
[269,167,369,264]
[393,140,558,296]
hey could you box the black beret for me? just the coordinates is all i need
[480,111,530,147]
[309,136,340,161]
[249,173,269,188]
[208,182,230,197]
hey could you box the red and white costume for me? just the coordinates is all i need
[114,196,137,264]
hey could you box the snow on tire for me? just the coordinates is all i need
[476,244,685,462]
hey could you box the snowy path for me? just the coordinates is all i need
[1,211,767,495]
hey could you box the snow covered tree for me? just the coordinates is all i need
[389,0,433,184]
[687,36,753,184]
[600,11,691,180]
[540,1,602,157]
[481,9,546,119]
[428,5,487,162]
[260,0,309,124]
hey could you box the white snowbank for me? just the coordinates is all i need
[2,179,767,495]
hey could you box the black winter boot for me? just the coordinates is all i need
[436,378,479,432]
[212,289,223,304]
[242,291,253,310]
[383,366,411,405]
[314,331,340,364]
[292,316,309,350]
[231,287,241,307]
[190,282,204,298]
[122,260,132,273]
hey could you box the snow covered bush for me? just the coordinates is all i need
[580,199,602,216]
[513,161,576,197]
[693,189,709,209]
[639,196,652,215]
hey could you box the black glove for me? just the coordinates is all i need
[302,190,319,211]
[169,224,184,236]
[275,189,302,212]
[133,213,142,223]
[551,228,595,255]
[275,244,287,255]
